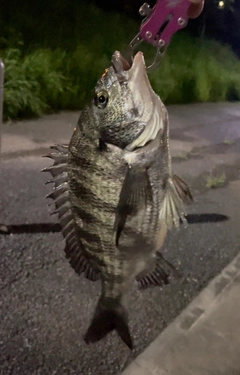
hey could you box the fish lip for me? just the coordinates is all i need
[111,51,146,82]
[111,51,132,74]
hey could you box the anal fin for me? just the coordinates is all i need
[136,252,181,290]
[173,174,193,204]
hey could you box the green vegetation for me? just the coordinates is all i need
[206,172,226,189]
[223,139,234,145]
[174,152,189,160]
[1,1,240,120]
[150,34,240,104]
[2,47,109,119]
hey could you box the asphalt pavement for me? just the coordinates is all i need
[0,103,240,375]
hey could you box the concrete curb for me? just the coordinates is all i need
[121,252,240,375]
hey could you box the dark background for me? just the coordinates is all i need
[94,0,240,56]
[1,0,240,56]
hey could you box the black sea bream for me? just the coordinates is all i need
[43,51,192,349]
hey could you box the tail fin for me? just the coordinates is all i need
[84,299,133,349]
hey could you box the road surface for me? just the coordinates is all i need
[0,103,240,375]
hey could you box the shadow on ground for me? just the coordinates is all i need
[0,214,229,235]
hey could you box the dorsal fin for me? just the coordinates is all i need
[42,144,100,281]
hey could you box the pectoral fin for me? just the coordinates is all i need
[115,167,152,247]
[159,176,192,230]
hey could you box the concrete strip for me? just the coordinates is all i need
[121,253,240,375]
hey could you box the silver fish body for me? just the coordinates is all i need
[43,51,192,349]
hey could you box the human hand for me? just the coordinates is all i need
[188,0,205,19]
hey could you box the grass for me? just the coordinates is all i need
[1,1,240,120]
[3,48,67,119]
[2,46,110,120]
[175,152,189,160]
[223,139,234,145]
[206,172,226,189]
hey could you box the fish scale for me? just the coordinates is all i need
[68,124,126,286]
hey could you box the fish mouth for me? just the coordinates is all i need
[111,50,165,152]
[111,51,146,82]
[111,51,132,73]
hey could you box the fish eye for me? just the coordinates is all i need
[94,90,109,109]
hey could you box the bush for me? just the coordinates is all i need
[1,2,240,120]
[150,33,240,104]
[3,48,68,120]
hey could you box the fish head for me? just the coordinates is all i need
[92,51,168,151]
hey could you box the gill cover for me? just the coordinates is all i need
[122,51,166,151]
[95,51,166,151]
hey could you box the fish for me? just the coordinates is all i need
[42,50,192,349]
